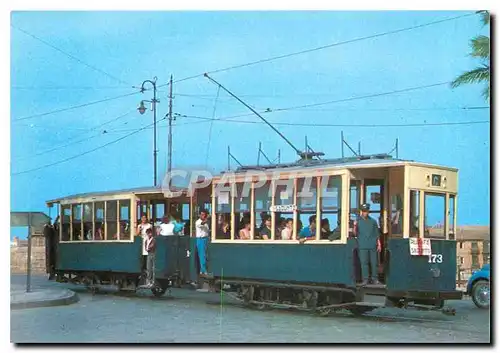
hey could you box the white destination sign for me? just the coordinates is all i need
[270,204,297,212]
[409,238,431,256]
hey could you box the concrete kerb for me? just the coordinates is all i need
[11,288,79,310]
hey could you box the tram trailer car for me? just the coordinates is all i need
[45,186,197,297]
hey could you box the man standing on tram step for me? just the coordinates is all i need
[145,228,156,287]
[357,203,381,285]
[195,210,210,275]
[136,215,152,273]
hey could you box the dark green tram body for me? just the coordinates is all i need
[385,238,459,300]
[205,238,462,308]
[207,240,357,286]
[54,236,194,293]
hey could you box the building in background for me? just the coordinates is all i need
[455,226,490,285]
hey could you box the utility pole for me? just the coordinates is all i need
[168,75,173,180]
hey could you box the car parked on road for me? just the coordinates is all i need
[467,264,490,309]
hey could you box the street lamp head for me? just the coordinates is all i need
[138,101,147,115]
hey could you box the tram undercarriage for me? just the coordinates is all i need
[53,270,172,297]
[210,278,458,316]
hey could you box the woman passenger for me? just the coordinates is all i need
[239,220,251,240]
[281,218,293,240]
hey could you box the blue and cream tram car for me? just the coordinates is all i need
[45,154,462,314]
[200,155,462,315]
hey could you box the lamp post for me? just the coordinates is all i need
[138,77,159,186]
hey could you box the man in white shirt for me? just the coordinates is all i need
[159,215,175,236]
[195,210,210,275]
[136,215,152,273]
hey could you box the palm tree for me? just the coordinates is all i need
[451,11,490,101]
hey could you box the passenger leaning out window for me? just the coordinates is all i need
[299,215,316,243]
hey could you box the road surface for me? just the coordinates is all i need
[10,274,490,343]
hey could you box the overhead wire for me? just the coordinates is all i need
[175,81,482,127]
[13,91,141,122]
[12,116,167,176]
[13,110,137,161]
[12,86,134,90]
[174,114,489,128]
[159,12,477,87]
[11,24,131,86]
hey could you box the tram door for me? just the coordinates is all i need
[363,179,386,282]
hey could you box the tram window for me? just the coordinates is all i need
[155,203,165,224]
[169,202,180,221]
[409,190,420,237]
[350,183,360,216]
[61,205,71,241]
[119,200,131,240]
[274,182,294,206]
[83,203,93,240]
[424,193,446,238]
[297,177,317,236]
[137,201,149,223]
[215,189,232,240]
[391,194,403,235]
[298,177,317,211]
[106,201,118,240]
[320,175,342,240]
[71,204,82,241]
[256,181,274,239]
[448,195,456,239]
[181,203,190,222]
[203,202,212,214]
[94,202,104,241]
[365,185,382,228]
[234,183,251,239]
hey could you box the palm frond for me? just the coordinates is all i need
[451,66,490,88]
[470,35,490,59]
[480,11,490,26]
[482,85,490,101]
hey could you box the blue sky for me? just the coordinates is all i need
[10,11,490,237]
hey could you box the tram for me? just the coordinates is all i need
[45,186,198,296]
[45,153,462,315]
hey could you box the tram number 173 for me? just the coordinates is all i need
[428,254,443,263]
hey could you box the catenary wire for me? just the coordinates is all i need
[11,24,131,86]
[14,110,137,160]
[159,12,477,87]
[13,91,141,122]
[12,117,167,176]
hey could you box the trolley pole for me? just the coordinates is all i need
[168,75,174,182]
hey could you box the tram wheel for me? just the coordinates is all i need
[151,283,167,297]
[317,308,332,317]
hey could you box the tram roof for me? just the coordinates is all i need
[46,185,187,206]
[228,154,458,175]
